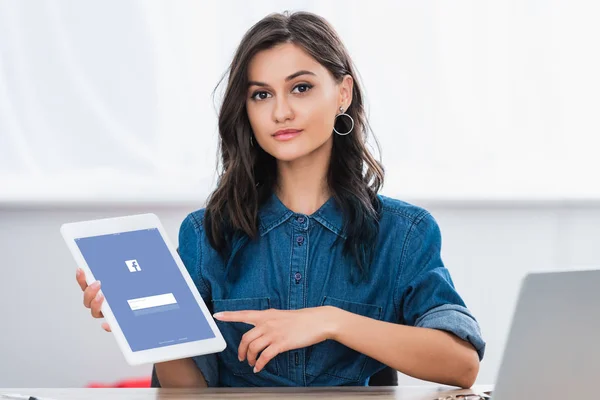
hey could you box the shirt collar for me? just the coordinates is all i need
[258,192,346,239]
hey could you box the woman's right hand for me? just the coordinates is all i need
[76,268,111,332]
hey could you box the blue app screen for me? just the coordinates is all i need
[75,228,215,352]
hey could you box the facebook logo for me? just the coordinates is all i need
[125,259,141,272]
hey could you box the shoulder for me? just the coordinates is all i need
[178,208,208,248]
[377,195,441,244]
[377,195,442,256]
[181,208,206,232]
[377,195,433,225]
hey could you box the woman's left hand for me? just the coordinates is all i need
[213,306,339,373]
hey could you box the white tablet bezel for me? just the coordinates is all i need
[60,213,226,365]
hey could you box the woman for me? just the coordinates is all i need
[76,11,485,388]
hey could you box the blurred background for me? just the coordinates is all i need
[1,0,599,388]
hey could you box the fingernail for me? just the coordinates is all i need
[253,366,258,373]
[76,268,81,277]
[213,312,223,318]
[92,280,101,288]
[95,292,103,302]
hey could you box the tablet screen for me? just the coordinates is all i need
[75,228,215,352]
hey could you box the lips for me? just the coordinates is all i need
[272,129,303,141]
[273,129,302,136]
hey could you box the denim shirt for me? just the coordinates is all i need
[177,193,486,387]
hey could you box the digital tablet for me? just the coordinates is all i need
[60,213,226,365]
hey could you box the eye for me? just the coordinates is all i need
[251,91,272,101]
[292,83,313,94]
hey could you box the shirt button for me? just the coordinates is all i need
[297,216,305,223]
[294,272,302,282]
[296,236,304,245]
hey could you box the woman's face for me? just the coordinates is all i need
[246,42,352,162]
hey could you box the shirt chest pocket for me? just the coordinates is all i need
[212,297,282,377]
[305,296,383,383]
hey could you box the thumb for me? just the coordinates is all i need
[101,322,112,332]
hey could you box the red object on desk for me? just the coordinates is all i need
[86,377,151,388]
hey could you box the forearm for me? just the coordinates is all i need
[155,358,208,388]
[328,307,480,388]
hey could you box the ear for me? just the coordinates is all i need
[338,74,354,111]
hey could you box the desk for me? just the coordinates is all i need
[1,386,493,399]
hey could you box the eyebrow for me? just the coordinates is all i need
[248,70,316,88]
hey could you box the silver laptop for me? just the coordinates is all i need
[492,269,600,399]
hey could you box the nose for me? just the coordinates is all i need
[272,96,294,123]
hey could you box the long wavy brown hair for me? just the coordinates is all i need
[204,11,385,278]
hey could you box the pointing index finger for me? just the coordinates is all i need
[213,310,259,325]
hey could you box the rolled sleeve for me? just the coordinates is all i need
[395,211,486,361]
[415,304,486,361]
[191,353,219,387]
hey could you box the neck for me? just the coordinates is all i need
[274,137,332,215]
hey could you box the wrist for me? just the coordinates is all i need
[322,305,345,341]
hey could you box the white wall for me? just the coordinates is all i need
[2,1,599,202]
[1,200,599,387]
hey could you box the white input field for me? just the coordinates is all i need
[127,293,177,311]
